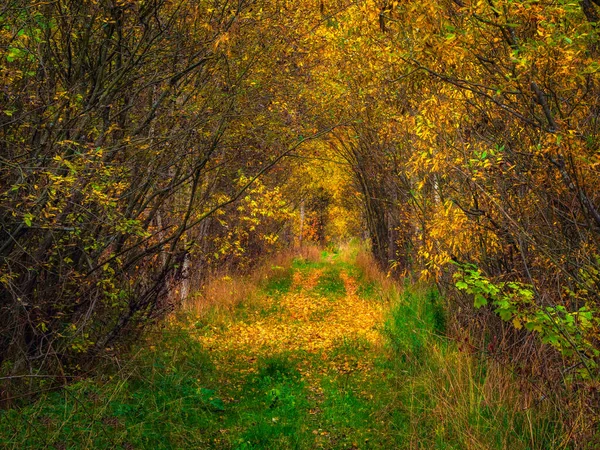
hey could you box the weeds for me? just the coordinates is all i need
[0,328,218,449]
[382,286,565,449]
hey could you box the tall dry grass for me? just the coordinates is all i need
[352,245,399,301]
[407,342,566,449]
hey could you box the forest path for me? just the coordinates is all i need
[2,249,549,449]
[191,250,403,449]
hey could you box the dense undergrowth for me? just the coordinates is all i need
[0,247,567,449]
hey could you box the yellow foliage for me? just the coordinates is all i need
[195,268,383,368]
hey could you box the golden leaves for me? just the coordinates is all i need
[196,268,383,360]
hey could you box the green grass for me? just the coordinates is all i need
[314,266,346,298]
[291,256,324,272]
[262,267,294,298]
[379,286,565,450]
[232,354,309,449]
[0,328,220,449]
[355,280,376,299]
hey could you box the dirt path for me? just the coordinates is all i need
[1,251,559,450]
[192,253,398,449]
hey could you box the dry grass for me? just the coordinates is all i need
[387,302,566,449]
[352,246,399,301]
[417,346,541,449]
[182,245,321,316]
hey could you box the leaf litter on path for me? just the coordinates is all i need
[190,258,393,448]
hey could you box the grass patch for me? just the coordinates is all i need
[291,256,325,272]
[356,279,377,299]
[255,354,302,384]
[314,266,346,298]
[0,328,220,449]
[314,371,400,449]
[330,336,372,360]
[262,267,293,298]
[232,354,309,449]
[382,287,566,449]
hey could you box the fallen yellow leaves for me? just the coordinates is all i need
[196,268,384,361]
[292,268,323,290]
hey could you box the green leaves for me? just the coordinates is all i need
[6,46,24,62]
[455,280,468,290]
[454,264,599,377]
[473,294,487,308]
[453,265,503,310]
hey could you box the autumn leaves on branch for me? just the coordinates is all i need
[1,0,600,436]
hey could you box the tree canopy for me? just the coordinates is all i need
[2,0,600,443]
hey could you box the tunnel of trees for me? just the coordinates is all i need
[2,0,600,445]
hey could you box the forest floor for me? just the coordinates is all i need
[1,248,562,449]
[191,251,396,449]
